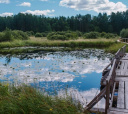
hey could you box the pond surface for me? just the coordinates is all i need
[0,49,113,108]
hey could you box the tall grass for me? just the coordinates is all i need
[105,43,128,53]
[0,83,83,114]
[0,37,124,54]
[0,39,115,49]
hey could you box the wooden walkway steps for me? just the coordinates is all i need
[84,45,128,114]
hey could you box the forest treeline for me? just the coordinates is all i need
[0,10,128,34]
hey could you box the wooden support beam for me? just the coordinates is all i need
[105,80,110,114]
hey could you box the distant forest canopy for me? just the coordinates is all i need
[0,10,128,34]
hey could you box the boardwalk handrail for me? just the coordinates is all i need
[106,59,117,82]
[84,87,106,110]
[121,38,128,43]
[84,45,126,113]
[115,45,126,59]
[105,59,117,114]
[84,60,118,112]
[122,45,126,55]
[103,62,112,72]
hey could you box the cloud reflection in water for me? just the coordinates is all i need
[58,88,105,109]
[0,49,112,109]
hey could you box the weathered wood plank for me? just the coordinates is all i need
[122,53,128,60]
[116,60,128,77]
[116,70,121,76]
[110,82,116,107]
[90,108,105,113]
[117,81,124,109]
[108,107,128,114]
[115,77,128,82]
[108,111,128,114]
[125,82,128,109]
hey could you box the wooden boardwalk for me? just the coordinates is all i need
[108,52,128,114]
[85,45,128,114]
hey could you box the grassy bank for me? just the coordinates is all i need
[0,37,117,48]
[0,84,83,114]
[0,83,104,114]
[105,43,128,53]
[0,37,124,54]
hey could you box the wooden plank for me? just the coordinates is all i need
[122,53,128,60]
[117,81,125,109]
[116,60,128,77]
[90,108,105,113]
[108,111,128,114]
[108,107,128,114]
[120,61,125,70]
[116,70,121,76]
[110,82,116,107]
[125,82,128,109]
[115,77,128,82]
[123,61,128,75]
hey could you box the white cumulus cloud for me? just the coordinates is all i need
[0,12,13,17]
[59,0,127,15]
[21,9,55,16]
[0,0,9,3]
[18,2,31,7]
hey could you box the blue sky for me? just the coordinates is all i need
[0,0,128,17]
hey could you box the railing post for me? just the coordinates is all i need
[124,45,126,53]
[105,80,110,114]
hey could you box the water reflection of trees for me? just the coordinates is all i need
[5,54,12,64]
[1,49,113,64]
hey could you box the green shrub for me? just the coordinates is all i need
[41,32,48,37]
[84,32,100,39]
[56,31,65,35]
[0,28,12,42]
[65,33,78,40]
[26,31,34,36]
[35,33,43,37]
[35,32,49,37]
[100,32,107,37]
[120,29,128,38]
[83,32,118,39]
[52,35,68,40]
[12,30,29,40]
[0,29,29,42]
[105,33,117,39]
[76,31,83,37]
[0,32,4,42]
[47,31,78,40]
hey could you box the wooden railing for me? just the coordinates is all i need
[105,59,117,114]
[84,86,106,110]
[121,38,128,43]
[105,45,126,113]
[115,45,126,59]
[84,45,126,114]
